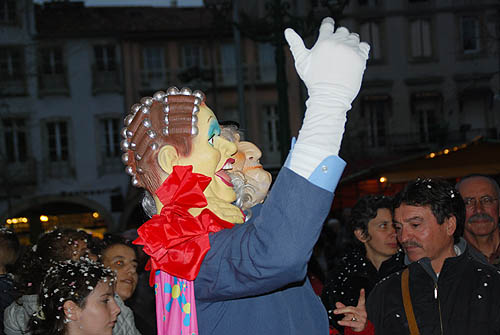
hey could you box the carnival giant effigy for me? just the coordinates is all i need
[120,17,369,335]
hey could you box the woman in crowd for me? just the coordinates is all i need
[321,195,405,334]
[97,235,141,335]
[28,259,120,335]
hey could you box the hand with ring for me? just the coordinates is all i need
[333,288,368,332]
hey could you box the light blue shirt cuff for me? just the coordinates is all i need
[307,155,346,192]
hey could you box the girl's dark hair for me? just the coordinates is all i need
[94,233,137,259]
[349,194,393,241]
[14,228,89,296]
[29,259,115,335]
[393,178,465,244]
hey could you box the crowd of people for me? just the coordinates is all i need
[2,16,500,335]
[2,173,499,335]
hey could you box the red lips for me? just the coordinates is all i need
[215,158,235,187]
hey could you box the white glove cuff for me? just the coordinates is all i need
[288,143,337,179]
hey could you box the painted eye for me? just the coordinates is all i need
[208,135,215,146]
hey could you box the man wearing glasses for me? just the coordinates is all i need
[456,174,500,266]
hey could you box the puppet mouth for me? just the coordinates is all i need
[216,158,235,187]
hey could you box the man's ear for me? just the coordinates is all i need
[157,145,179,175]
[354,229,368,243]
[234,132,241,143]
[445,216,457,237]
[63,300,81,321]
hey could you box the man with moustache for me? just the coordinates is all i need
[456,174,500,266]
[335,178,500,334]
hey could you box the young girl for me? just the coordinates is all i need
[29,259,120,335]
[4,228,91,335]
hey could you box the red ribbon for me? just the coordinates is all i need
[133,165,234,285]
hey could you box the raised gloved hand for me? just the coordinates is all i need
[284,17,369,179]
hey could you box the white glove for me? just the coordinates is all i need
[285,17,370,179]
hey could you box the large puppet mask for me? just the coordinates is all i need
[220,125,272,211]
[121,87,244,224]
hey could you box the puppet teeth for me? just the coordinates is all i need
[222,162,233,170]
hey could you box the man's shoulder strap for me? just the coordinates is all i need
[401,268,420,335]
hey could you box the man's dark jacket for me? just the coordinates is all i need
[366,239,500,334]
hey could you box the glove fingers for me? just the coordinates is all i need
[318,17,335,41]
[359,42,371,60]
[349,33,360,44]
[334,26,350,39]
[285,28,308,60]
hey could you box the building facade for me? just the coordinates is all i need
[1,0,498,239]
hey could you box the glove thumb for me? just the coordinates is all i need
[284,28,307,62]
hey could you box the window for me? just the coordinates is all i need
[409,18,432,59]
[181,44,203,69]
[0,46,26,95]
[40,47,64,75]
[2,118,27,162]
[98,117,122,174]
[47,121,69,161]
[363,97,388,147]
[261,104,280,166]
[141,46,165,87]
[257,43,276,82]
[0,0,16,24]
[93,45,120,92]
[412,93,443,144]
[461,16,480,54]
[100,118,121,158]
[94,45,116,72]
[219,43,236,85]
[0,47,22,79]
[39,46,67,94]
[360,22,381,61]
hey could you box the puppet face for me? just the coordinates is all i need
[232,141,272,204]
[173,105,238,204]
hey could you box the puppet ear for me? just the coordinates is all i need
[157,145,179,175]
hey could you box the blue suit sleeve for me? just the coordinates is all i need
[194,158,345,301]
